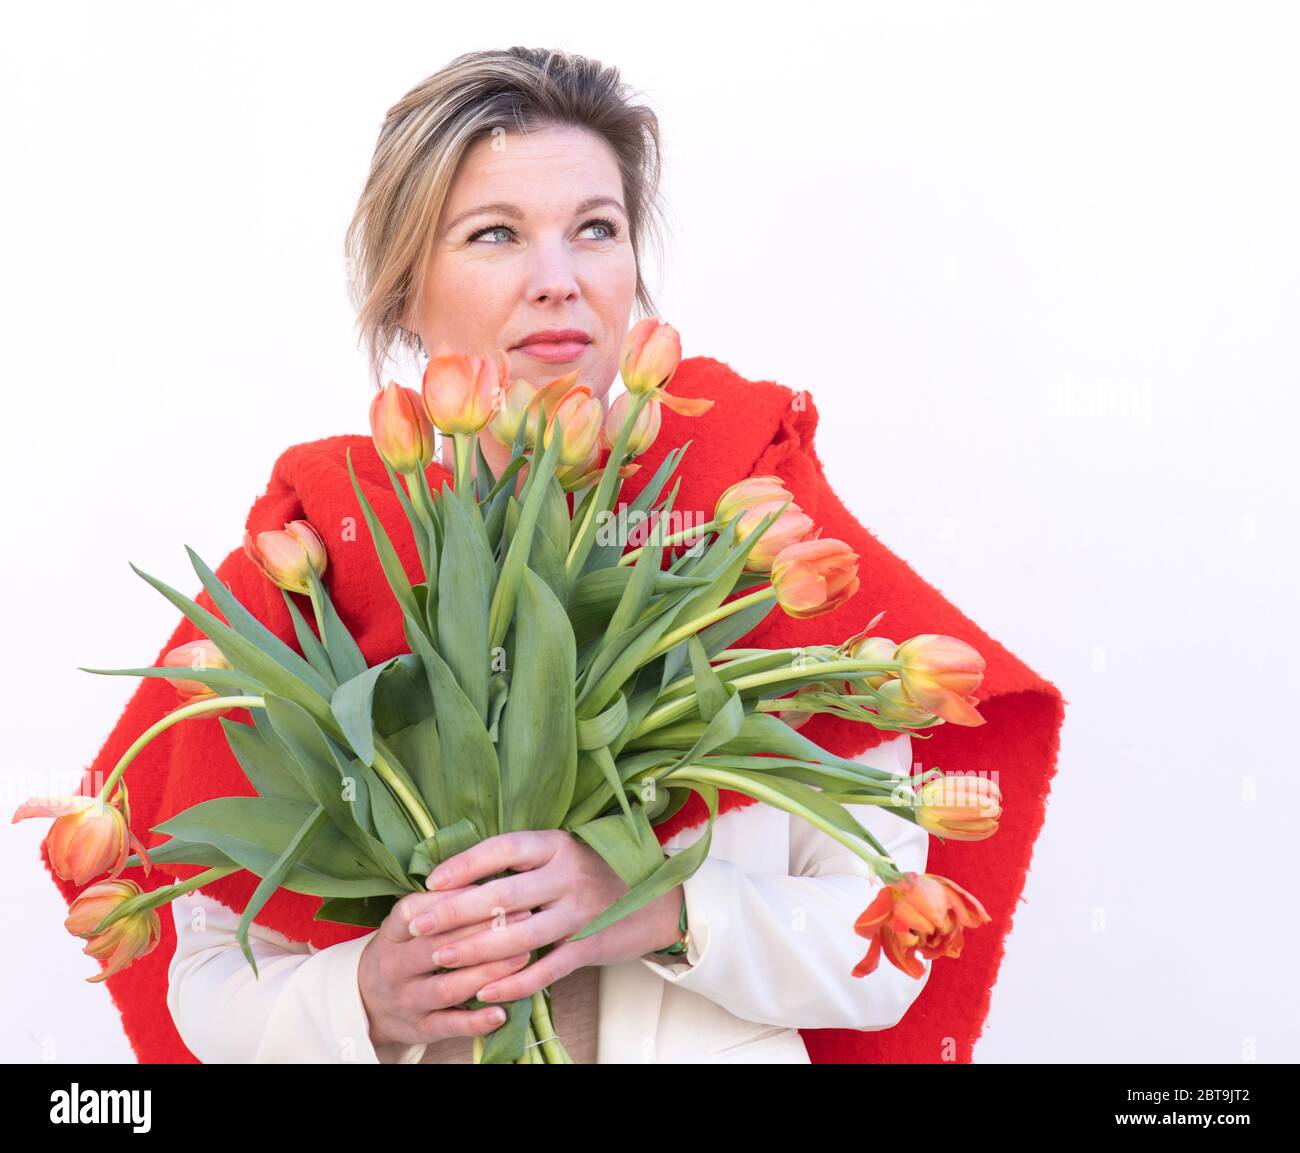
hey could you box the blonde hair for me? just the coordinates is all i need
[345,46,668,389]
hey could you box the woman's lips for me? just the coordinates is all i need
[513,340,589,363]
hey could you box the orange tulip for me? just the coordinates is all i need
[715,476,793,528]
[914,774,1003,841]
[65,879,162,983]
[488,377,539,447]
[619,317,682,395]
[420,345,504,435]
[605,391,662,457]
[894,634,987,727]
[770,538,860,619]
[734,499,816,573]
[852,871,992,980]
[618,319,713,416]
[369,379,435,473]
[243,520,327,596]
[543,383,605,468]
[161,638,232,706]
[13,792,152,886]
[519,370,581,447]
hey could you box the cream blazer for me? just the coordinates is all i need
[166,732,930,1063]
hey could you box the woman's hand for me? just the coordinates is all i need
[400,829,686,1006]
[358,887,537,1050]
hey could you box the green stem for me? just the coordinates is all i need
[308,588,327,643]
[618,518,718,566]
[531,988,571,1063]
[97,695,266,801]
[91,865,243,934]
[643,587,777,664]
[372,743,437,840]
[632,659,904,738]
[564,390,650,578]
[661,764,902,880]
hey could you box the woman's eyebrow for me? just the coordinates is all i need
[444,195,627,232]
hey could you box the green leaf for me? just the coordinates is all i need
[385,715,446,828]
[407,817,482,878]
[331,658,401,767]
[305,562,368,683]
[152,797,408,897]
[437,481,495,722]
[345,447,421,625]
[576,693,628,751]
[184,545,335,701]
[568,785,719,941]
[496,567,577,833]
[487,423,563,651]
[579,441,692,577]
[236,805,329,976]
[77,664,263,694]
[315,895,398,928]
[570,805,664,888]
[127,561,332,716]
[370,653,434,736]
[219,714,314,804]
[279,588,339,687]
[262,695,411,887]
[404,610,500,840]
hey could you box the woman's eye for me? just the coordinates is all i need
[469,224,515,245]
[580,217,620,240]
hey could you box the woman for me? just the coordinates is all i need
[48,47,1064,1064]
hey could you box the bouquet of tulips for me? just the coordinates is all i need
[17,319,1001,1063]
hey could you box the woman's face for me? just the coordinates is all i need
[408,123,639,407]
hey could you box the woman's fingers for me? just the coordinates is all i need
[390,909,533,980]
[403,866,558,937]
[422,906,574,971]
[414,952,533,1016]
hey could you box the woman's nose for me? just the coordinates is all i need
[526,241,580,304]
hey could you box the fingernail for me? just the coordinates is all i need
[491,1008,506,1024]
[478,984,499,1000]
[431,946,458,966]
[428,868,449,889]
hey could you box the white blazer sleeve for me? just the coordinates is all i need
[639,733,932,1031]
[166,889,429,1064]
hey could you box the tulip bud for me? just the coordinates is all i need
[715,476,793,528]
[243,520,328,596]
[543,383,604,468]
[369,380,435,473]
[769,537,860,619]
[162,638,232,706]
[65,879,163,983]
[872,678,935,726]
[619,318,682,396]
[894,634,987,727]
[488,377,539,447]
[420,345,504,435]
[734,499,816,573]
[914,774,1002,841]
[605,391,662,457]
[851,871,991,980]
[837,634,899,694]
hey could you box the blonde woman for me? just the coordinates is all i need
[57,46,1063,1064]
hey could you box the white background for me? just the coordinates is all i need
[3,1,1297,1062]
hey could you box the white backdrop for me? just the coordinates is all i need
[3,1,1296,1063]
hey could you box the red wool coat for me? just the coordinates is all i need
[45,355,1066,1064]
